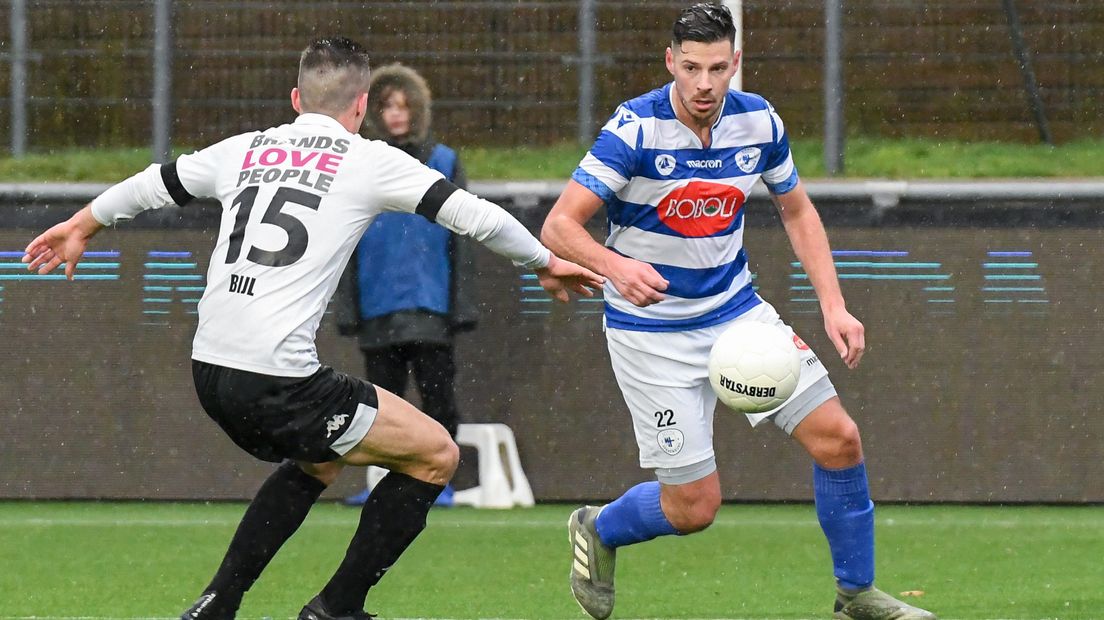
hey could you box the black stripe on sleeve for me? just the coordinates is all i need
[415,178,460,222]
[160,160,197,206]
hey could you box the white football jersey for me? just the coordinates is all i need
[91,112,548,376]
[175,113,450,376]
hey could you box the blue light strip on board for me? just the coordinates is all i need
[0,248,122,281]
[789,250,955,308]
[517,271,603,317]
[982,250,1048,309]
[141,250,207,323]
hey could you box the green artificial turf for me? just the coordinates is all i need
[1,502,1100,619]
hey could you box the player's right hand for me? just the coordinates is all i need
[823,305,866,369]
[608,254,668,307]
[535,254,606,303]
[22,205,104,281]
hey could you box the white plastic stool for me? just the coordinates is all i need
[362,423,534,509]
[451,423,535,509]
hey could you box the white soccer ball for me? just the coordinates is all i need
[708,320,802,414]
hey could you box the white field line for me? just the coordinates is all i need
[0,514,1095,528]
[0,613,1042,617]
[0,613,852,617]
[0,613,830,617]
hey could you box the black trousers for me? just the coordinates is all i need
[362,342,459,438]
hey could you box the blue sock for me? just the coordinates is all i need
[433,483,454,507]
[594,481,679,548]
[814,462,875,591]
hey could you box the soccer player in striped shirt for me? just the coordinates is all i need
[542,5,936,620]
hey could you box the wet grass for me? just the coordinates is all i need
[1,501,1101,619]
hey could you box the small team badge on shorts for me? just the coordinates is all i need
[657,429,685,456]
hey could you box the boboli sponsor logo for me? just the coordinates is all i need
[656,180,746,236]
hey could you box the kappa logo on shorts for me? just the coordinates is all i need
[324,413,349,438]
[657,429,685,456]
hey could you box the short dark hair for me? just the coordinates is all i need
[297,37,372,115]
[299,36,370,74]
[672,3,736,46]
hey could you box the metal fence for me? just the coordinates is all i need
[1,1,1101,158]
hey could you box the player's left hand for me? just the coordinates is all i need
[823,306,865,369]
[22,205,104,281]
[534,254,606,303]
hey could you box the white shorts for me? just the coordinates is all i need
[606,301,835,478]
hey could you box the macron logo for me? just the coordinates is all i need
[615,108,639,128]
[686,159,723,169]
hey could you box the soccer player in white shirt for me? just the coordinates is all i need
[23,37,602,620]
[541,5,935,620]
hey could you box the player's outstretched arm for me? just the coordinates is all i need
[432,186,604,302]
[25,161,189,281]
[22,205,105,280]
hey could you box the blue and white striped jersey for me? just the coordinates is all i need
[571,83,799,332]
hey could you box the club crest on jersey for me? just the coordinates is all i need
[735,146,762,173]
[656,180,746,237]
[654,154,676,176]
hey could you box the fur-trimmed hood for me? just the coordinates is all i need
[363,63,432,145]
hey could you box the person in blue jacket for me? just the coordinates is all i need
[336,63,477,506]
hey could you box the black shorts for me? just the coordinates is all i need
[191,360,380,463]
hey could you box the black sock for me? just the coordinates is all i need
[320,472,443,614]
[204,460,326,609]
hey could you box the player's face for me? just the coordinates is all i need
[666,39,739,127]
[381,89,412,139]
